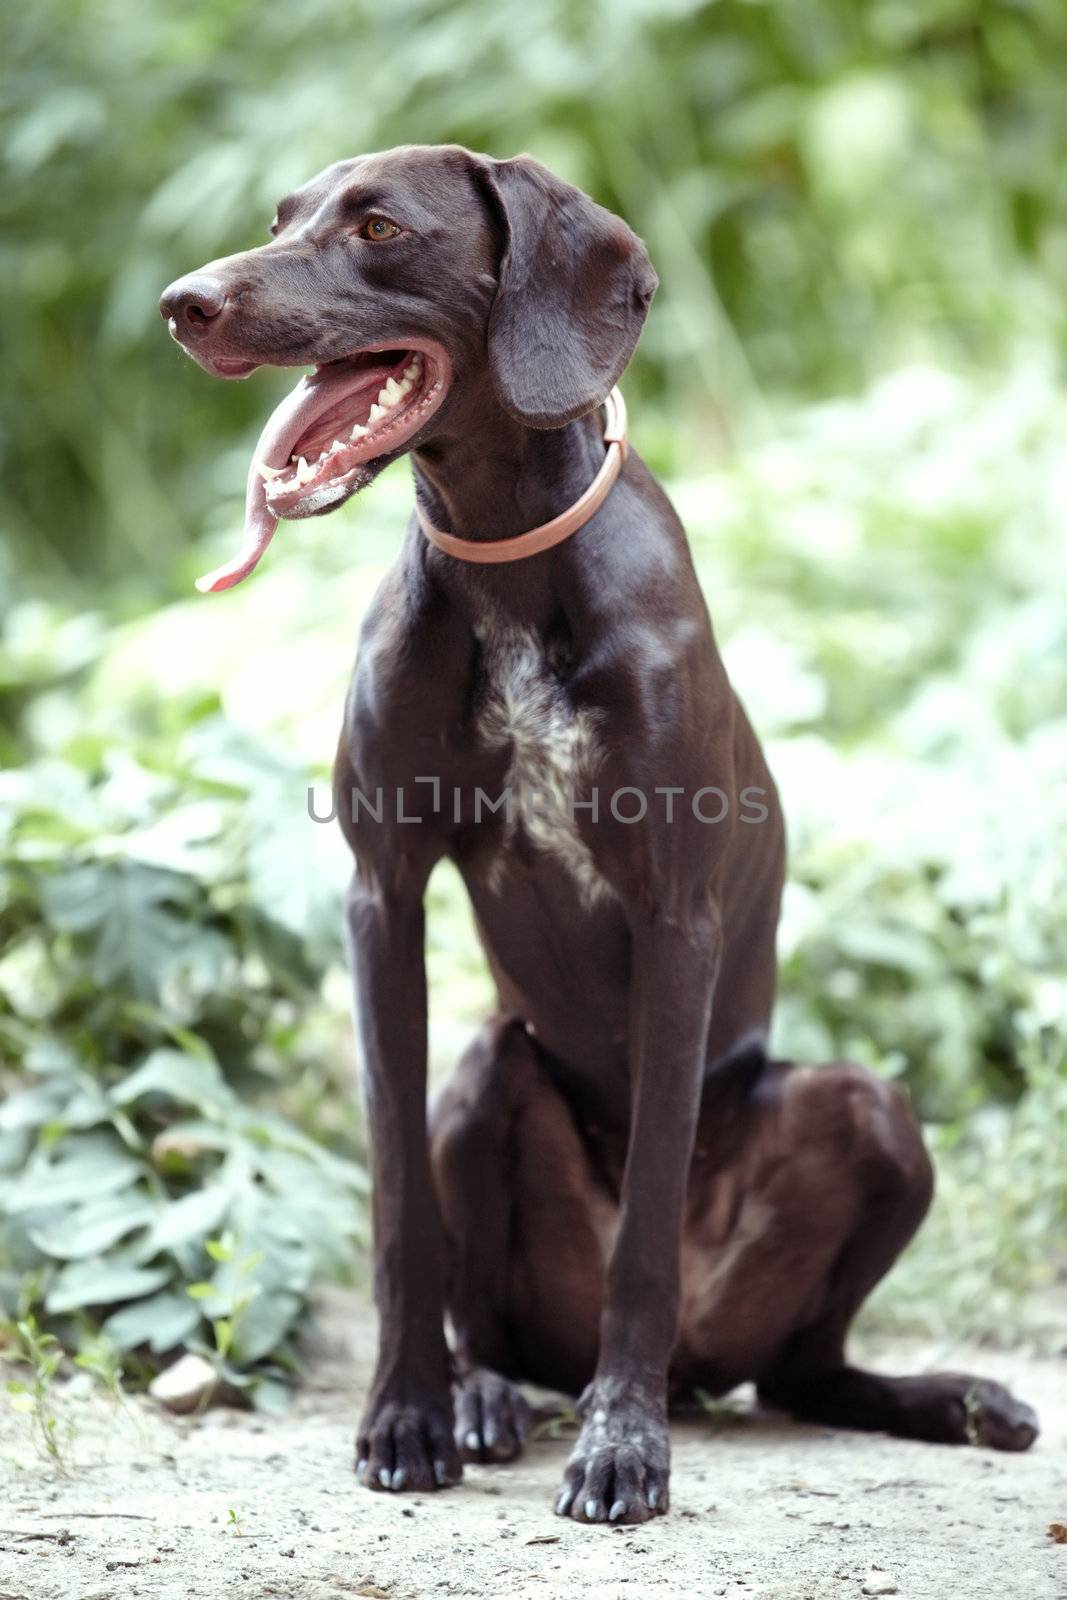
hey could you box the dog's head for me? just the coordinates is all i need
[160,144,656,591]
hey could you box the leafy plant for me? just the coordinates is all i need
[2,0,1066,597]
[3,1313,75,1472]
[4,357,1066,1366]
[0,682,367,1396]
[685,359,1067,1346]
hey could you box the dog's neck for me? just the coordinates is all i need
[408,405,609,635]
[411,405,607,547]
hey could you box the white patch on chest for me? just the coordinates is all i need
[474,617,611,904]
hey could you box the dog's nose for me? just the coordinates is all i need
[159,273,228,338]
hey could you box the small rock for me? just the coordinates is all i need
[106,1550,144,1571]
[862,1574,898,1596]
[149,1354,218,1415]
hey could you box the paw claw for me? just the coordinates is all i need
[355,1394,459,1494]
[555,1387,670,1525]
[455,1369,529,1463]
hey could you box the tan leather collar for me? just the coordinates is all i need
[415,387,628,564]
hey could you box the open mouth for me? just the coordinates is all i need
[196,342,450,593]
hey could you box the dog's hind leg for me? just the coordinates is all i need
[429,1016,606,1462]
[712,1061,1038,1450]
[676,1060,1038,1450]
[754,1083,1041,1450]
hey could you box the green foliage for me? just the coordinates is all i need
[1,0,1064,1373]
[685,359,1067,1345]
[2,0,1066,594]
[4,1314,74,1472]
[4,354,1063,1358]
[0,665,366,1391]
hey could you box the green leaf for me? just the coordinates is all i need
[42,860,202,1001]
[45,1258,171,1315]
[0,936,65,1021]
[0,1080,69,1133]
[230,1289,301,1367]
[28,1189,159,1260]
[112,1049,234,1115]
[120,798,229,875]
[138,1187,231,1257]
[250,1376,291,1416]
[23,1038,83,1077]
[101,1289,202,1354]
[246,784,340,953]
[3,1131,142,1214]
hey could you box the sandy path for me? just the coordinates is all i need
[1,1290,1063,1600]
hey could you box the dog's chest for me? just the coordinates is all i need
[472,618,610,904]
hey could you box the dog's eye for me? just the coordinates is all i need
[360,216,401,241]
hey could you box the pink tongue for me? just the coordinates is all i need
[194,361,387,594]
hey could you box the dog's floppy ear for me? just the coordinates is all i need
[478,155,657,430]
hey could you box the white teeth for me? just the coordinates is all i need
[350,423,368,439]
[368,403,385,422]
[255,462,284,480]
[403,360,419,381]
[296,456,314,484]
[330,438,346,454]
[384,377,403,404]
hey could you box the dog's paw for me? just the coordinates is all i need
[961,1379,1039,1452]
[455,1368,530,1463]
[355,1393,461,1491]
[554,1385,669,1524]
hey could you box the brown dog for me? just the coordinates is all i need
[161,144,1038,1524]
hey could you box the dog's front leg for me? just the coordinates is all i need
[555,905,721,1524]
[347,866,460,1493]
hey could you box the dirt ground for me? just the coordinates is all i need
[1,1289,1063,1600]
